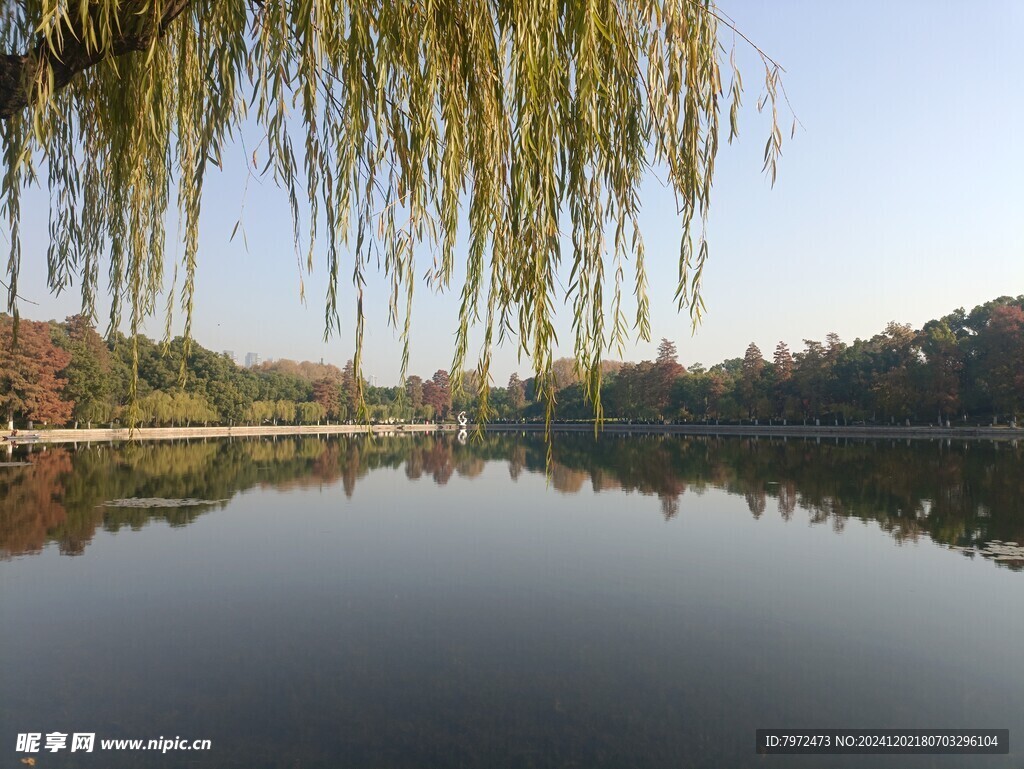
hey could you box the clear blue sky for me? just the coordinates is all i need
[11,0,1024,384]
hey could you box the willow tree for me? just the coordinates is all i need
[1,0,787,426]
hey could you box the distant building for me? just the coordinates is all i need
[223,350,236,364]
[245,352,260,368]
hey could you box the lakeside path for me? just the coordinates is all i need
[3,422,1023,445]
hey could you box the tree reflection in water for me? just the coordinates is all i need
[2,434,1021,569]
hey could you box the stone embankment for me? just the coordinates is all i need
[3,422,1022,445]
[486,423,1024,440]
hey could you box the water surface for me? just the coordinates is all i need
[2,434,1022,768]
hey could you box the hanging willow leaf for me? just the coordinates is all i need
[1,0,789,433]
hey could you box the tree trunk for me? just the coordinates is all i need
[1,1,195,120]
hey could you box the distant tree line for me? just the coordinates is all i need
[0,313,469,428]
[585,295,1023,426]
[2,295,1022,429]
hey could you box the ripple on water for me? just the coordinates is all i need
[100,497,228,508]
[949,541,1024,567]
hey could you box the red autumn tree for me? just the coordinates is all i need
[424,370,452,419]
[1,315,74,427]
[311,377,341,420]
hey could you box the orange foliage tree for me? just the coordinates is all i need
[0,315,74,427]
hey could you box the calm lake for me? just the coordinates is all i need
[1,433,1022,768]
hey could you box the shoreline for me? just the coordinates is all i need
[3,422,1022,445]
[487,423,1024,440]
